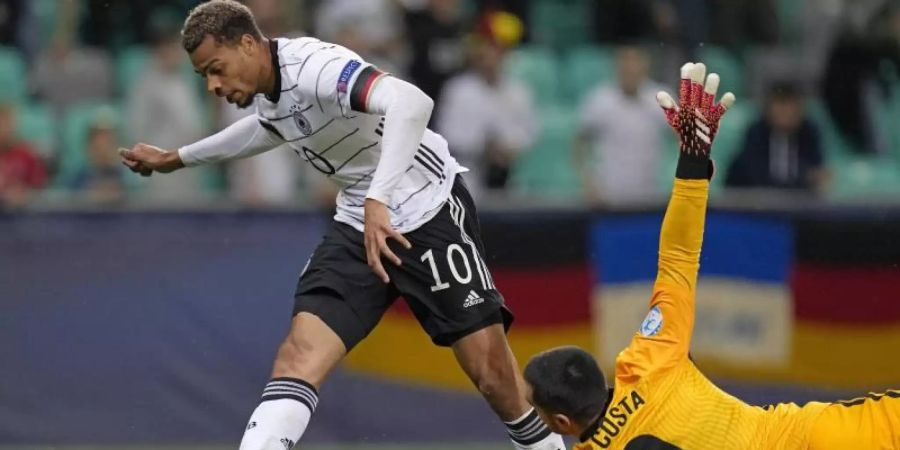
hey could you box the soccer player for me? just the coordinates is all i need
[118,2,565,450]
[523,63,900,450]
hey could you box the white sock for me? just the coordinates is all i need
[504,408,566,450]
[239,378,318,450]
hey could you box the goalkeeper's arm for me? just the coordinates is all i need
[655,62,735,293]
[616,62,736,379]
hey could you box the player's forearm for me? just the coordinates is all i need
[655,149,711,291]
[178,114,282,167]
[365,77,434,205]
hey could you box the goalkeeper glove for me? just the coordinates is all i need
[656,62,736,180]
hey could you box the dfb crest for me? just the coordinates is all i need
[290,105,312,135]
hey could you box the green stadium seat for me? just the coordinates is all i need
[528,0,594,49]
[830,155,900,199]
[776,0,804,44]
[503,46,559,107]
[806,98,863,159]
[561,46,615,105]
[511,107,580,197]
[32,0,59,48]
[116,46,151,96]
[698,46,745,98]
[55,102,123,188]
[16,103,56,159]
[0,46,27,102]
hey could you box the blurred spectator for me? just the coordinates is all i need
[246,0,307,37]
[69,120,125,205]
[726,82,828,192]
[127,23,207,200]
[404,0,467,104]
[573,45,667,205]
[0,104,47,208]
[708,0,779,48]
[32,32,113,117]
[594,0,663,44]
[127,26,204,156]
[436,11,536,197]
[81,0,195,48]
[0,0,25,46]
[315,0,407,74]
[471,0,527,23]
[822,1,900,154]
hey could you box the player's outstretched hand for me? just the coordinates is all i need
[364,198,412,284]
[657,62,735,159]
[119,143,185,177]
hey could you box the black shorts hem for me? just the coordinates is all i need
[292,293,374,352]
[432,305,514,347]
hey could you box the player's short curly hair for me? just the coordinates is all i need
[181,0,262,53]
[524,346,609,424]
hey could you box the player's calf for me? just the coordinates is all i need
[453,324,566,450]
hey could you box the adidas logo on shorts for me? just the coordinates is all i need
[463,290,484,308]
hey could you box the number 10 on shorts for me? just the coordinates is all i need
[421,244,474,292]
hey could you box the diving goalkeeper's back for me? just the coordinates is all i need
[521,62,900,450]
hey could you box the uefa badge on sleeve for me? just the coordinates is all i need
[640,305,663,337]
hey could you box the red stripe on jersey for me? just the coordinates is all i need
[350,67,386,112]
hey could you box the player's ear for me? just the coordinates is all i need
[239,34,257,56]
[550,413,575,435]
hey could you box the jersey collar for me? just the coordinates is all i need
[265,38,282,104]
[578,388,615,443]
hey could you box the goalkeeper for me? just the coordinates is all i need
[523,62,900,450]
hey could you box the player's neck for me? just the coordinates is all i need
[258,38,277,98]
[577,411,605,442]
[578,388,614,442]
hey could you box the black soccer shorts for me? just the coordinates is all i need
[293,175,513,350]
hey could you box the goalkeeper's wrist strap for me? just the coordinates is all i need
[676,152,714,180]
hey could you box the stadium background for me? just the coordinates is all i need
[2,0,899,448]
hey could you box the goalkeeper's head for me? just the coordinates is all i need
[524,346,610,437]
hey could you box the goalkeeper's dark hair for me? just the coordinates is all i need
[181,0,262,53]
[524,346,609,424]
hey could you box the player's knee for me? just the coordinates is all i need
[271,330,329,386]
[473,359,517,400]
[475,374,503,400]
[272,338,311,378]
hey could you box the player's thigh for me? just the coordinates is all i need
[808,390,900,450]
[287,223,397,377]
[386,179,513,347]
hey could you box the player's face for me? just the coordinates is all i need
[768,97,803,132]
[616,47,649,95]
[190,34,260,109]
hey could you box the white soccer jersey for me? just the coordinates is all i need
[257,37,463,233]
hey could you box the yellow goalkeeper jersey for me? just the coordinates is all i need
[574,179,828,450]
